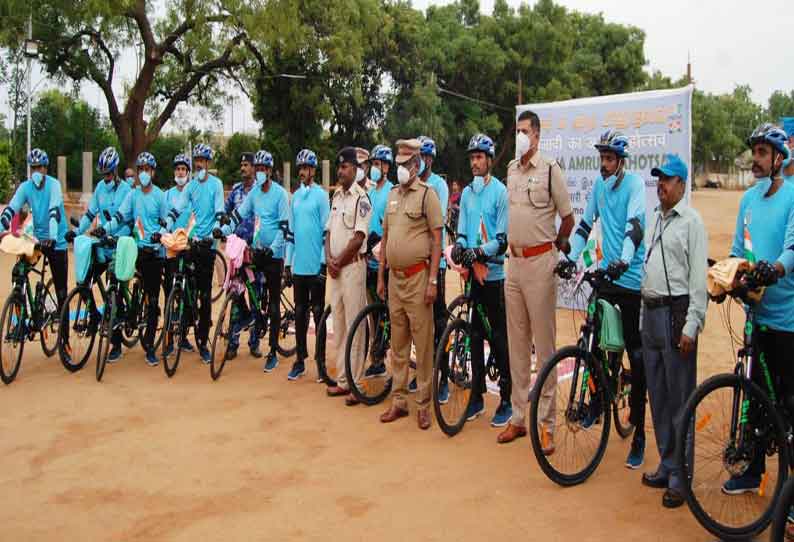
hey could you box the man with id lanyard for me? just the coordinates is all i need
[639,153,707,509]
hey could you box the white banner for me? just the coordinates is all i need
[516,86,693,308]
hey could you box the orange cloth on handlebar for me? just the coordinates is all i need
[160,229,190,258]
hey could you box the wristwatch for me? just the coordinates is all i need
[430,278,438,285]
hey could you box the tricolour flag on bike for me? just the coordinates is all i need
[135,217,145,241]
[582,238,602,267]
[743,215,755,263]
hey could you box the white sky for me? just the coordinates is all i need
[3,0,793,135]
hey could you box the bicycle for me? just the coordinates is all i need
[209,244,297,380]
[212,249,226,303]
[676,265,790,541]
[527,266,635,486]
[0,236,59,384]
[431,263,505,436]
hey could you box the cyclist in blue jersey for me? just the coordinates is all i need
[0,149,68,312]
[450,134,511,428]
[285,149,329,380]
[564,129,648,469]
[162,153,195,354]
[105,151,169,365]
[224,156,290,373]
[66,147,132,361]
[166,143,225,363]
[722,123,794,494]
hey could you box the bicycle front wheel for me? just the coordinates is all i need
[39,277,59,357]
[210,295,234,380]
[433,318,473,437]
[0,294,26,384]
[120,281,140,350]
[315,305,335,386]
[677,373,789,541]
[95,294,116,382]
[770,476,794,542]
[528,345,611,486]
[162,286,185,378]
[345,302,392,405]
[276,291,297,358]
[611,352,634,439]
[58,287,98,372]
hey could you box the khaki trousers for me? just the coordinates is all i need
[330,260,367,390]
[388,267,433,410]
[505,249,558,429]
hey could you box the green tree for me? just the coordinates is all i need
[768,90,794,124]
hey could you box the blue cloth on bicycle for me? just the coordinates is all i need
[0,175,67,249]
[110,187,169,255]
[74,235,97,283]
[366,181,392,270]
[226,181,289,258]
[730,178,794,332]
[286,183,329,275]
[456,176,507,281]
[167,172,225,239]
[165,186,191,230]
[426,172,449,269]
[569,171,646,291]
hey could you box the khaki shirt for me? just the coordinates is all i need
[325,182,372,259]
[383,181,443,269]
[506,152,573,248]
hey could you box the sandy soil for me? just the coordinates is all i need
[0,189,745,541]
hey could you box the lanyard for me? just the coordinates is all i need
[644,211,675,264]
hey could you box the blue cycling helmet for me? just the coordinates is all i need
[96,147,120,174]
[192,143,213,161]
[27,148,49,167]
[594,129,630,158]
[136,151,157,169]
[370,144,393,163]
[173,153,191,169]
[747,123,790,158]
[467,133,495,158]
[253,150,273,167]
[296,149,318,168]
[418,136,437,157]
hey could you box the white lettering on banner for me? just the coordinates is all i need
[517,86,694,309]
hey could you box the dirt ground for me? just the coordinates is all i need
[0,189,747,541]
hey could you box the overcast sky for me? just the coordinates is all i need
[3,0,793,134]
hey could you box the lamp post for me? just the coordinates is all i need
[23,15,38,179]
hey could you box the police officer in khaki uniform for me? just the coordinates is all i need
[325,147,372,406]
[378,139,443,430]
[498,109,574,446]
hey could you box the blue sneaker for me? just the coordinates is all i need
[581,400,603,429]
[491,400,512,427]
[263,351,279,373]
[408,377,417,393]
[722,473,761,495]
[199,346,211,365]
[107,344,122,364]
[233,312,255,334]
[145,350,159,367]
[626,437,645,469]
[465,395,485,421]
[287,361,306,381]
[437,379,449,405]
[179,338,195,352]
[364,362,387,379]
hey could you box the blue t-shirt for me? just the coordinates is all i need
[730,179,794,332]
[78,179,132,237]
[426,172,449,269]
[232,181,289,258]
[165,186,191,230]
[111,186,169,253]
[225,181,258,244]
[286,183,329,275]
[456,176,508,282]
[366,181,393,270]
[0,175,67,250]
[167,172,225,239]
[569,171,646,291]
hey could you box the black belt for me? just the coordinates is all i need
[642,294,689,310]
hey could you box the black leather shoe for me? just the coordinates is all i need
[662,488,685,508]
[641,471,669,489]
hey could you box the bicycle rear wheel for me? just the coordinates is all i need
[120,281,140,349]
[677,373,788,541]
[38,277,59,357]
[136,286,165,353]
[345,302,392,405]
[433,318,473,436]
[162,286,185,378]
[446,295,469,322]
[528,345,611,486]
[95,294,116,382]
[58,287,98,372]
[315,305,335,386]
[212,251,226,303]
[276,290,297,358]
[0,294,26,384]
[210,295,235,380]
[611,352,634,439]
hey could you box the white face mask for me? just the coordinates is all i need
[194,168,207,182]
[355,167,365,184]
[397,165,411,185]
[31,171,44,188]
[175,175,188,187]
[516,131,531,159]
[139,171,152,187]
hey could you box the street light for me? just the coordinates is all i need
[24,15,36,178]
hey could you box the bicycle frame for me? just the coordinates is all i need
[10,252,51,336]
